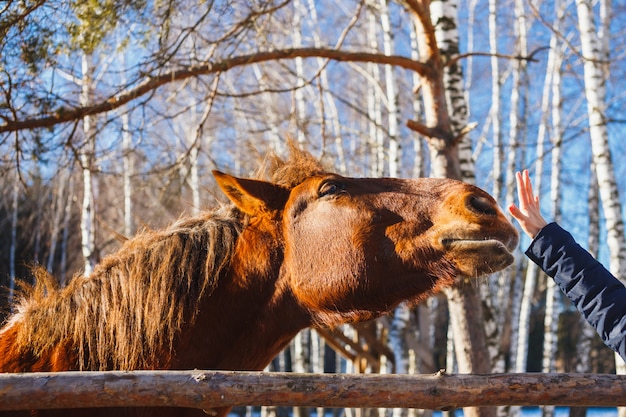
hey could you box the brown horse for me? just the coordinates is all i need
[0,149,518,416]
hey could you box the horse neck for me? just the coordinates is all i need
[172,220,310,371]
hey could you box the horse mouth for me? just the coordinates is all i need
[441,236,517,275]
[441,237,516,254]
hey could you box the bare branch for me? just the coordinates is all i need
[445,47,550,68]
[0,48,429,133]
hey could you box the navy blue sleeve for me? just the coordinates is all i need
[526,222,626,361]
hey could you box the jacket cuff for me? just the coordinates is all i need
[525,222,575,275]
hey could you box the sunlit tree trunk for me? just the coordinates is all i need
[576,3,626,410]
[9,167,19,305]
[425,1,497,414]
[292,0,307,146]
[366,2,384,177]
[121,110,133,235]
[32,174,43,265]
[291,329,311,417]
[390,303,412,417]
[541,63,563,417]
[515,0,562,376]
[432,0,474,183]
[305,0,346,172]
[379,0,401,177]
[60,171,74,286]
[46,170,69,273]
[571,162,600,417]
[406,2,494,417]
[310,330,325,417]
[385,1,413,410]
[119,52,134,237]
[504,0,528,377]
[80,52,97,276]
[252,64,283,153]
[409,23,427,180]
[488,0,502,202]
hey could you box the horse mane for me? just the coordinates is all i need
[6,146,326,371]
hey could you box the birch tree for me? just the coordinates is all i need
[379,0,401,177]
[46,168,69,273]
[8,166,19,305]
[305,0,347,172]
[503,0,529,378]
[292,0,307,146]
[541,65,563,417]
[488,0,502,202]
[78,52,97,276]
[366,2,385,177]
[576,2,626,417]
[405,1,494,416]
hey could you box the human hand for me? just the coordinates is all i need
[508,170,548,239]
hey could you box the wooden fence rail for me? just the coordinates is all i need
[1,371,625,411]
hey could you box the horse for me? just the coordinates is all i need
[0,148,518,416]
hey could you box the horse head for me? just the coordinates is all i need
[214,170,518,327]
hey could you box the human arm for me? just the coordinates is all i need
[509,170,626,360]
[527,223,626,361]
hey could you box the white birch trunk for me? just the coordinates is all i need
[305,0,346,173]
[572,162,600,417]
[577,0,624,285]
[409,22,426,179]
[424,2,495,416]
[366,2,384,177]
[292,0,306,146]
[189,144,200,215]
[60,172,74,286]
[80,52,97,277]
[46,171,68,273]
[576,2,626,404]
[122,110,133,236]
[541,81,563,417]
[379,0,401,178]
[120,52,134,237]
[252,64,283,153]
[501,0,528,381]
[489,0,502,201]
[431,9,500,417]
[431,0,473,182]
[311,330,325,417]
[9,169,19,305]
[291,330,311,417]
[33,182,42,265]
[515,0,562,374]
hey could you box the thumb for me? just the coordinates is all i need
[508,204,522,219]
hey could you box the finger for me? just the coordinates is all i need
[517,171,531,209]
[523,170,535,200]
[508,204,521,219]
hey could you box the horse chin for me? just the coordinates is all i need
[443,238,516,277]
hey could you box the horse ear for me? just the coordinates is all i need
[213,170,289,216]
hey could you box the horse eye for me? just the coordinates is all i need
[319,181,342,197]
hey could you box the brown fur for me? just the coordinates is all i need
[4,212,240,371]
[0,147,519,416]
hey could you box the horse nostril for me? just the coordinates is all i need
[467,195,498,216]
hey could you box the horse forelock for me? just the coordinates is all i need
[255,144,327,188]
[5,207,242,371]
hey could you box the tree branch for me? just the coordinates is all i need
[445,47,550,69]
[0,48,430,133]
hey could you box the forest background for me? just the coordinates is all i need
[1,0,625,417]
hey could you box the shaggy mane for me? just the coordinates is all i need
[5,146,326,371]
